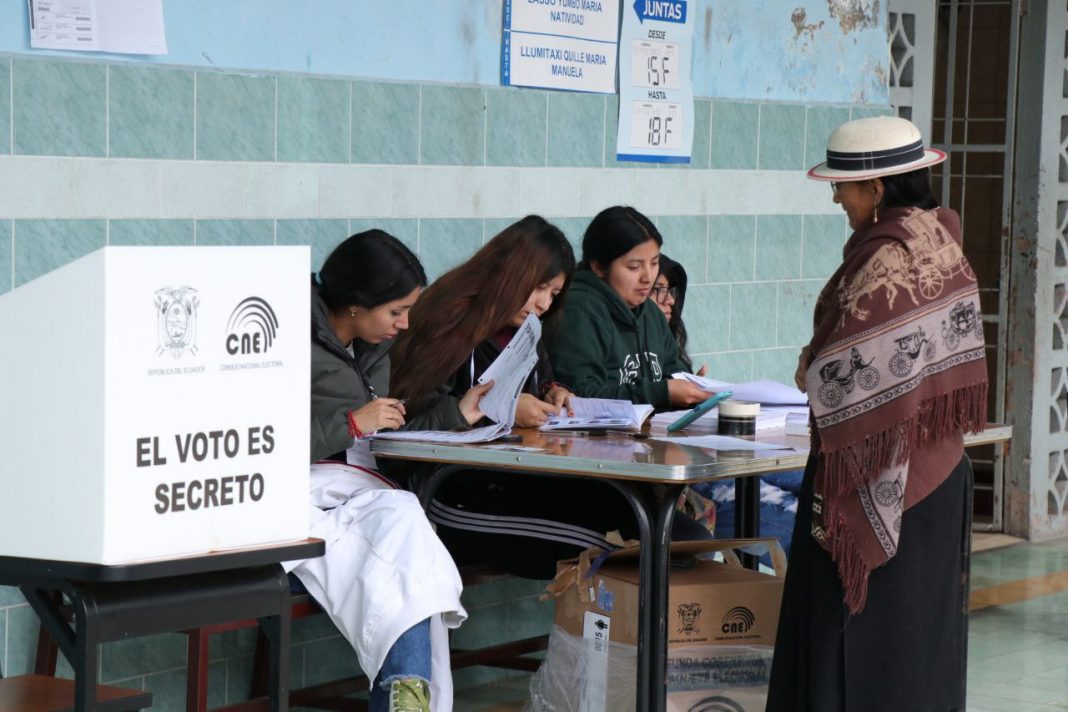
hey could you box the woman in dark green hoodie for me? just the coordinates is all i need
[548,206,712,410]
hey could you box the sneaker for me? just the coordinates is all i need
[388,677,430,712]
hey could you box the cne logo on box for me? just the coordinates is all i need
[720,606,755,634]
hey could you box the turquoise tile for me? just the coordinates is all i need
[548,217,591,255]
[208,661,228,707]
[14,220,106,286]
[207,628,257,661]
[0,585,22,607]
[683,284,731,354]
[802,214,848,278]
[486,87,546,167]
[653,216,707,283]
[710,101,759,170]
[102,632,186,681]
[484,217,524,244]
[701,352,753,383]
[6,605,39,676]
[292,611,343,644]
[196,220,274,246]
[755,215,802,281]
[851,105,894,120]
[451,595,553,690]
[301,635,361,687]
[418,218,483,281]
[226,655,255,704]
[109,220,194,247]
[708,215,756,283]
[277,76,349,164]
[351,81,419,165]
[196,72,275,162]
[0,220,10,294]
[804,106,851,171]
[730,283,777,349]
[689,99,712,170]
[547,92,604,168]
[277,219,349,271]
[0,59,9,154]
[752,348,800,384]
[758,104,806,170]
[777,280,822,345]
[604,95,656,169]
[420,85,485,166]
[109,65,194,159]
[12,59,105,157]
[348,218,419,256]
[142,667,187,711]
[461,576,546,610]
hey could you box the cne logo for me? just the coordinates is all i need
[720,606,755,634]
[225,297,279,356]
[155,287,199,358]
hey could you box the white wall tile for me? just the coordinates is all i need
[390,166,520,218]
[244,163,319,217]
[159,161,246,218]
[317,164,391,218]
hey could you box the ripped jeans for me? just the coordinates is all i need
[369,618,432,712]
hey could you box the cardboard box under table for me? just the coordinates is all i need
[541,539,785,711]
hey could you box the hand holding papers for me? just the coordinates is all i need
[540,397,655,432]
[372,314,541,444]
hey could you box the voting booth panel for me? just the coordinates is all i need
[0,246,310,564]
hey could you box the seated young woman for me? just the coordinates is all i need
[547,206,712,410]
[291,229,492,712]
[652,253,706,376]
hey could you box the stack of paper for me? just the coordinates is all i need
[541,397,654,432]
[650,376,810,434]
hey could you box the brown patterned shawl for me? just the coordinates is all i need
[804,206,987,614]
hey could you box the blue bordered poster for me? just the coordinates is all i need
[615,0,695,163]
[501,0,619,94]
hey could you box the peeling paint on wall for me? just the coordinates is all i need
[791,7,825,40]
[827,0,881,33]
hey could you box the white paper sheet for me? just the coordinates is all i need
[672,374,807,405]
[371,422,509,444]
[29,0,167,55]
[477,313,541,428]
[651,434,795,452]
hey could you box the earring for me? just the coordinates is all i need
[873,201,879,225]
[349,307,358,319]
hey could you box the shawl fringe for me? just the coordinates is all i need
[822,380,987,498]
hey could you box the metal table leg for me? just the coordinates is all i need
[734,476,762,569]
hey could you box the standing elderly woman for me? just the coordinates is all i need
[767,117,988,711]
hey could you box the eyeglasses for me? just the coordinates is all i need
[650,286,679,304]
[830,182,841,195]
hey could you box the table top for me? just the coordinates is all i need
[0,538,324,584]
[370,424,1012,484]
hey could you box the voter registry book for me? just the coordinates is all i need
[540,397,654,432]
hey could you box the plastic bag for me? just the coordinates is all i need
[527,625,772,712]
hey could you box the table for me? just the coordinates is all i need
[0,538,324,712]
[372,424,1011,712]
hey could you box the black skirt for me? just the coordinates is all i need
[766,453,973,712]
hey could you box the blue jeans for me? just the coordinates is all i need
[369,618,432,712]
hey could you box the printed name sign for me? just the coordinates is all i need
[502,0,620,93]
[0,246,310,564]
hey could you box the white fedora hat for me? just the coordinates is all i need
[807,116,946,181]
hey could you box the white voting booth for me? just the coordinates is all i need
[0,247,310,564]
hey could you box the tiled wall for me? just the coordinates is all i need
[0,53,889,706]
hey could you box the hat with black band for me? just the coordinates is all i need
[807,116,946,182]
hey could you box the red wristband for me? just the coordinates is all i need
[347,410,363,440]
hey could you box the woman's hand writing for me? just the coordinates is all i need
[459,381,495,426]
[351,398,406,434]
[668,378,712,407]
[515,393,561,428]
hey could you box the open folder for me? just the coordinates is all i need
[540,397,654,432]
